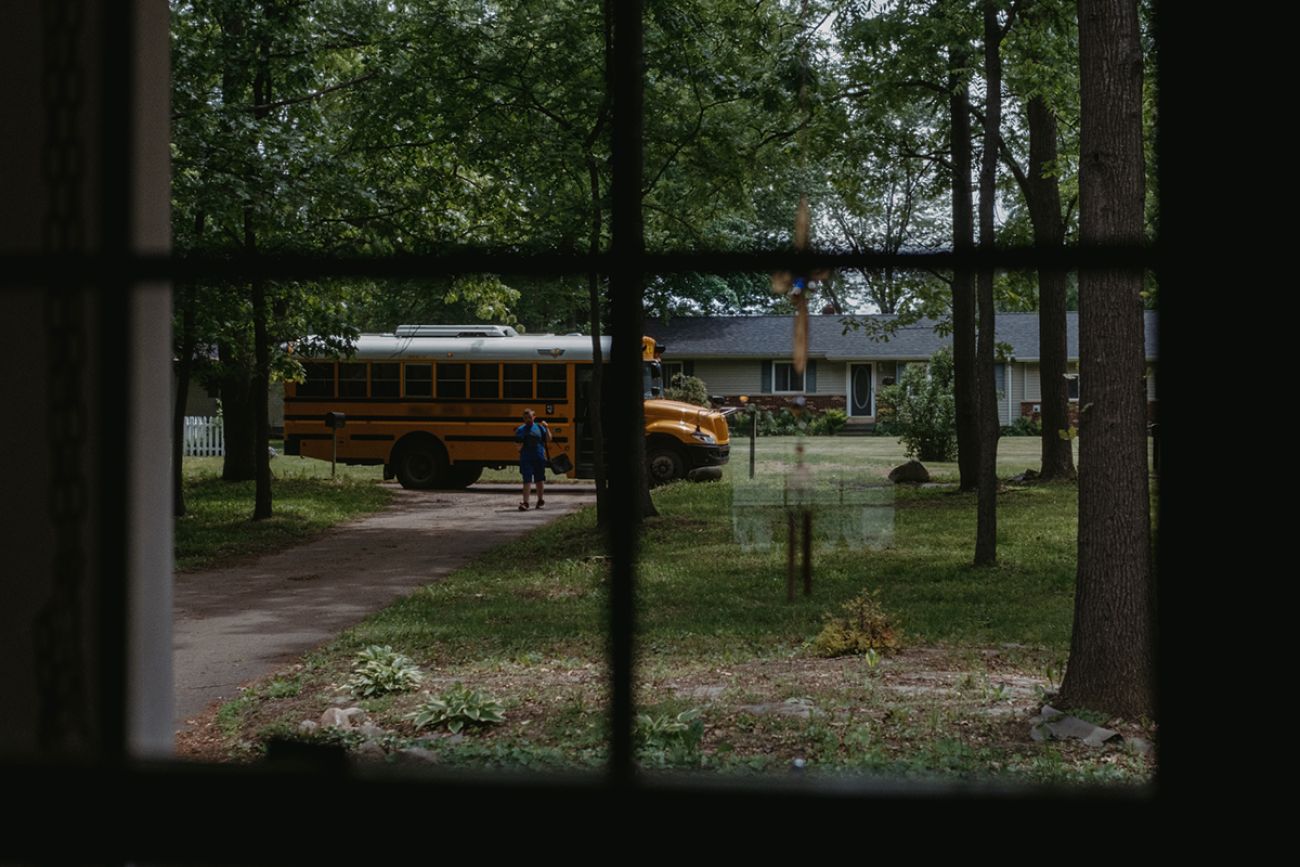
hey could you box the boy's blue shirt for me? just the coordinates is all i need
[514,421,548,461]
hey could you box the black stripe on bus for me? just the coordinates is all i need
[446,436,569,444]
[285,397,570,406]
[291,434,334,441]
[349,434,395,441]
[286,414,571,424]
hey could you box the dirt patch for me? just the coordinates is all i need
[180,643,1156,781]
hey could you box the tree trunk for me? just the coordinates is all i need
[249,26,272,521]
[948,46,979,493]
[1059,0,1153,720]
[172,283,196,517]
[1026,95,1076,480]
[218,339,257,482]
[586,155,609,527]
[974,2,1004,566]
[251,274,272,520]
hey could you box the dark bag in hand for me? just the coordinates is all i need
[542,426,573,475]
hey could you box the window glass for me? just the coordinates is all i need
[774,361,804,392]
[437,363,466,399]
[404,363,432,397]
[339,363,367,398]
[537,364,567,399]
[372,363,400,398]
[471,363,500,399]
[298,362,334,398]
[503,363,533,399]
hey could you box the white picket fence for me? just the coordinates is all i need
[183,415,225,457]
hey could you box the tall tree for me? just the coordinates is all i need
[948,38,980,493]
[1058,0,1153,718]
[1000,0,1078,480]
[974,0,1013,565]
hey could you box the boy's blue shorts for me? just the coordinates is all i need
[520,459,547,483]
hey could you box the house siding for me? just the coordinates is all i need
[694,359,763,395]
[814,361,842,396]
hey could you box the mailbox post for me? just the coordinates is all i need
[324,412,346,478]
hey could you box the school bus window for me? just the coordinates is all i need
[437,363,467,398]
[471,363,500,399]
[372,363,400,398]
[538,364,566,399]
[405,363,432,397]
[503,363,533,399]
[299,362,335,398]
[340,362,367,398]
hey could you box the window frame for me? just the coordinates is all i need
[4,0,1173,832]
[771,361,804,394]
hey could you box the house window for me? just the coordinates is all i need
[662,361,684,384]
[1067,374,1080,401]
[773,362,804,393]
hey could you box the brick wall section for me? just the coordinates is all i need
[711,394,846,412]
[1020,401,1158,425]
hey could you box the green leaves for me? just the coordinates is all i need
[407,683,506,733]
[347,644,423,697]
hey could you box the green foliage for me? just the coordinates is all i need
[876,348,957,462]
[407,683,506,734]
[347,645,422,698]
[811,589,902,658]
[726,405,847,437]
[636,708,705,767]
[1002,415,1042,437]
[808,408,848,436]
[664,373,711,408]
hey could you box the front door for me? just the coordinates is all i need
[849,363,874,418]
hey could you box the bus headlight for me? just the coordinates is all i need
[690,431,716,444]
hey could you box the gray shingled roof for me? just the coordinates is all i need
[648,312,1158,361]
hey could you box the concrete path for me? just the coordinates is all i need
[173,483,595,733]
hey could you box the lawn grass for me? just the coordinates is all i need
[195,434,1157,785]
[176,448,394,571]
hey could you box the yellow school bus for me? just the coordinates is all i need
[283,325,730,488]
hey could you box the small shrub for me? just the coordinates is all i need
[1001,415,1041,437]
[636,708,704,767]
[811,589,902,658]
[407,683,506,734]
[877,348,957,462]
[808,408,848,436]
[347,644,422,698]
[664,373,712,407]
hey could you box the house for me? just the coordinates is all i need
[647,312,1158,426]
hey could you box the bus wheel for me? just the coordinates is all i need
[438,464,483,489]
[394,440,446,489]
[647,445,685,487]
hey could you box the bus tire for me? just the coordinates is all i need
[438,464,483,489]
[393,438,447,489]
[647,444,686,487]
